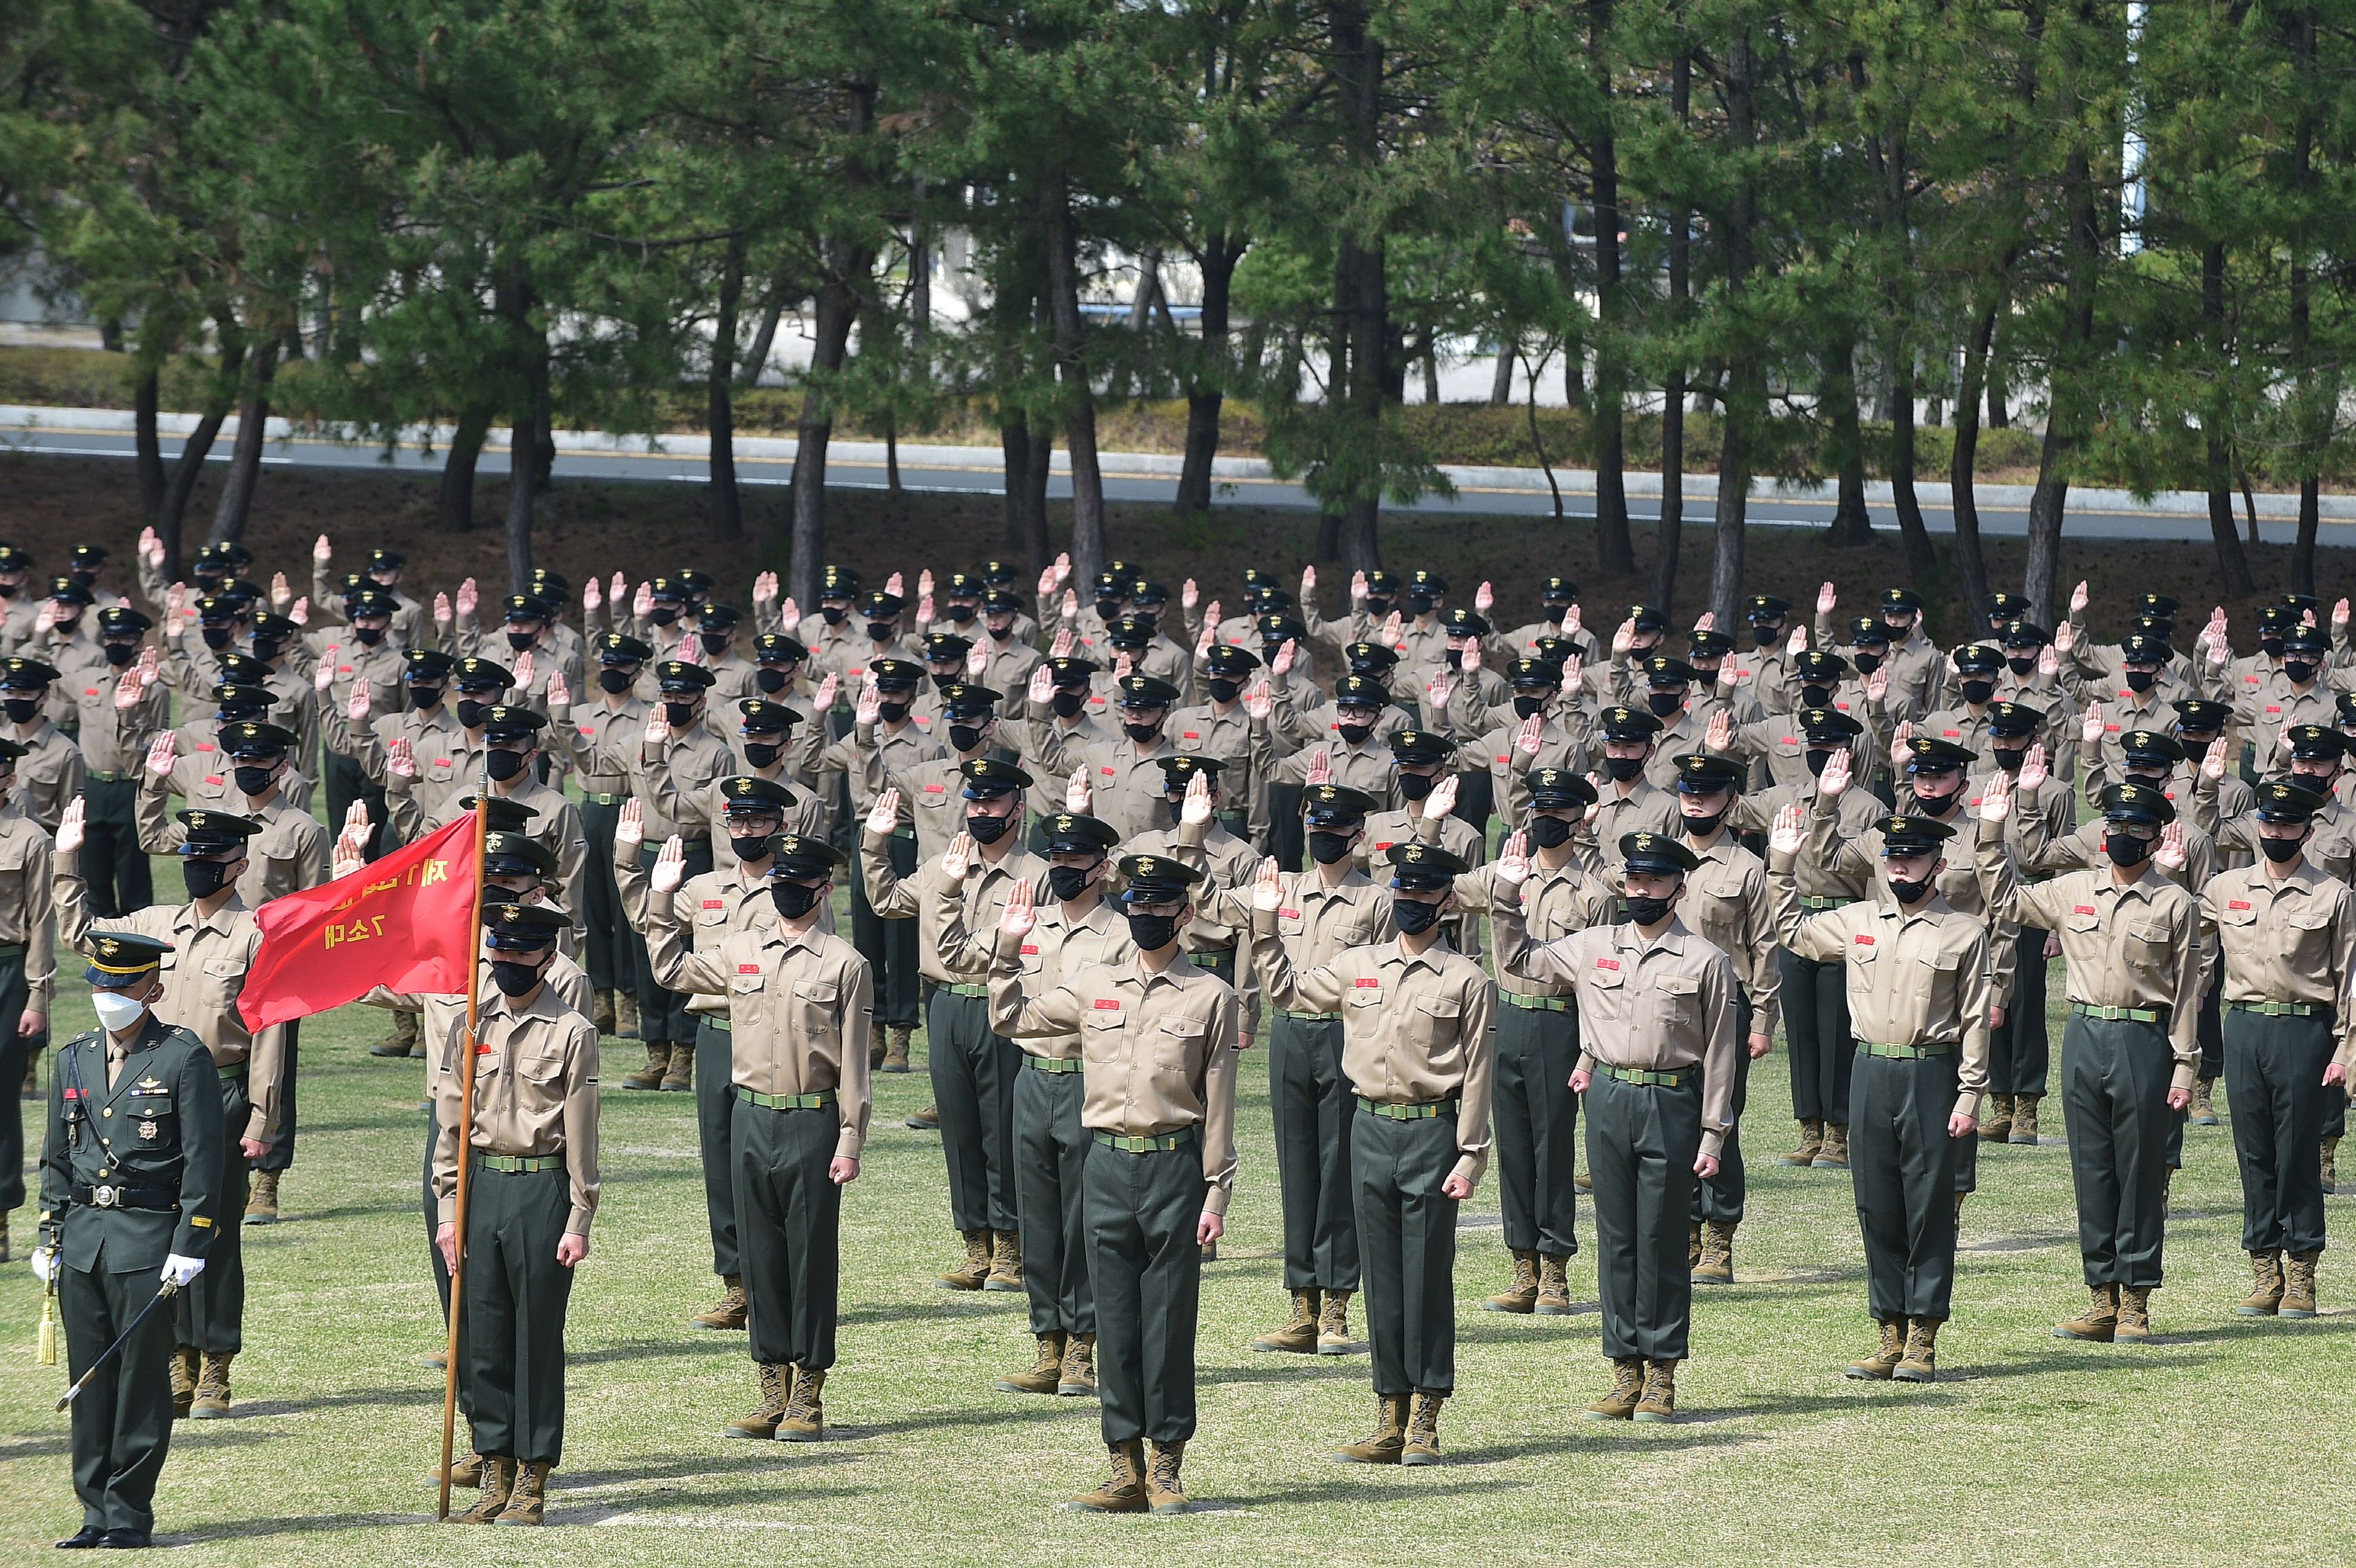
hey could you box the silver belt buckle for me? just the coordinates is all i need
[92,1185,120,1209]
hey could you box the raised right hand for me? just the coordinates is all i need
[1819,747,1852,799]
[1251,856,1284,911]
[866,786,901,838]
[1979,766,2012,822]
[1000,876,1037,936]
[1816,581,1837,616]
[1494,829,1530,884]
[145,734,175,778]
[1066,765,1091,813]
[2019,743,2050,794]
[314,648,338,693]
[650,835,687,893]
[388,736,419,779]
[56,797,86,856]
[2203,736,2229,781]
[1768,802,1807,857]
[616,797,645,849]
[2081,701,2104,748]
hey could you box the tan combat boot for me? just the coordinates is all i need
[1586,1357,1645,1421]
[2237,1250,2284,1316]
[937,1229,992,1290]
[994,1332,1066,1395]
[1318,1289,1365,1354]
[245,1169,279,1224]
[1146,1440,1190,1513]
[1812,1123,1851,1169]
[1484,1249,1539,1313]
[189,1352,234,1418]
[593,989,616,1036]
[985,1229,1024,1292]
[881,1027,912,1073]
[2116,1285,2154,1341]
[1688,1221,1703,1268]
[1845,1316,1904,1380]
[2054,1283,2120,1341]
[725,1363,789,1439]
[1066,1440,1148,1512]
[1535,1254,1572,1315]
[776,1366,826,1441]
[1632,1359,1678,1422]
[496,1461,550,1525]
[2189,1077,2219,1126]
[691,1275,748,1331]
[621,1041,670,1090]
[905,1103,940,1131]
[1401,1392,1445,1467]
[1058,1332,1098,1398]
[615,990,640,1039]
[431,1450,484,1486]
[870,1035,886,1070]
[659,1043,694,1091]
[1980,1093,2014,1142]
[1251,1289,1319,1352]
[2010,1095,2042,1144]
[1332,1393,1409,1463]
[1894,1317,1941,1383]
[2324,1135,2342,1194]
[369,1009,421,1058]
[1777,1118,1824,1167]
[1693,1221,1737,1286]
[2282,1251,2320,1318]
[170,1344,199,1419]
[452,1456,515,1524]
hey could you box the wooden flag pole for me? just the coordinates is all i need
[437,791,491,1521]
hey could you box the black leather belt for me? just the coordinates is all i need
[71,1183,178,1211]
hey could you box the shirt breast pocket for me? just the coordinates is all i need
[1154,1017,1204,1071]
[1653,973,1699,1018]
[519,1047,567,1085]
[791,980,839,1035]
[425,759,458,784]
[1410,994,1463,1053]
[2126,916,2175,963]
[202,955,241,1003]
[121,1091,176,1143]
[1081,1014,1127,1067]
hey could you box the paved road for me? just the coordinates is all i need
[8,422,2347,548]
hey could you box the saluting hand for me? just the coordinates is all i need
[314,648,337,693]
[1423,771,1458,823]
[2081,701,2104,748]
[1705,709,1732,751]
[941,831,975,880]
[455,578,478,621]
[650,834,688,893]
[1304,748,1333,788]
[56,797,87,856]
[1065,765,1090,813]
[1611,617,1636,657]
[866,787,901,838]
[1494,829,1530,885]
[269,571,292,611]
[1819,748,1852,799]
[348,681,371,724]
[777,596,801,636]
[1887,721,1912,774]
[2070,579,2090,615]
[616,797,645,850]
[1273,638,1296,677]
[1181,771,1214,826]
[2202,736,2229,781]
[289,596,308,627]
[999,876,1037,937]
[855,680,882,728]
[1462,640,1482,673]
[1244,680,1273,721]
[1250,856,1284,912]
[1978,767,2012,822]
[751,571,776,605]
[966,640,988,679]
[145,733,175,779]
[2154,819,2188,872]
[388,736,419,780]
[113,670,143,712]
[1816,581,1837,617]
[1475,580,1494,615]
[1865,664,1889,704]
[1767,803,1807,857]
[814,672,839,711]
[433,592,452,626]
[642,710,669,750]
[2019,743,2050,793]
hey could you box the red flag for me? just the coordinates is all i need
[238,813,481,1030]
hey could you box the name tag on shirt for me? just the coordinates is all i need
[1354,978,1380,988]
[1279,907,1300,919]
[2073,904,2097,915]
[1020,944,1039,955]
[922,784,945,793]
[702,899,725,909]
[1855,934,1875,945]
[737,964,762,974]
[1100,767,1116,776]
[2229,900,2252,910]
[1595,958,1620,971]
[1093,998,1121,1009]
[1183,731,1200,740]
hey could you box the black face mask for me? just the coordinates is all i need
[1800,684,1833,710]
[663,700,698,728]
[247,636,281,663]
[1912,783,1961,815]
[1126,910,1183,951]
[1603,755,1644,782]
[755,667,790,694]
[876,698,910,724]
[2105,830,2154,867]
[181,857,235,899]
[1444,648,1463,670]
[1513,694,1548,719]
[1625,892,1675,926]
[1308,830,1357,865]
[3,696,43,725]
[1528,814,1575,849]
[1123,719,1161,744]
[1852,651,1882,675]
[505,630,536,652]
[103,642,137,666]
[2260,637,2285,659]
[1095,598,1125,621]
[598,667,634,693]
[1991,745,2027,772]
[741,740,782,769]
[989,622,1012,642]
[1206,678,1241,705]
[1392,896,1443,935]
[486,749,529,782]
[1050,689,1086,719]
[1364,596,1395,617]
[1751,624,1778,647]
[1543,602,1570,623]
[1407,594,1436,615]
[2124,669,2158,692]
[2006,655,2036,676]
[353,624,387,646]
[1336,721,1375,746]
[863,621,898,645]
[1261,644,1288,665]
[1049,863,1100,901]
[1961,680,1995,705]
[649,605,682,626]
[408,684,444,711]
[819,604,846,625]
[1647,691,1682,717]
[945,603,976,623]
[1805,749,1834,777]
[458,698,490,728]
[491,959,546,997]
[231,763,276,797]
[1680,807,1725,838]
[2260,835,2307,863]
[202,625,234,650]
[949,724,987,755]
[1397,772,1435,801]
[965,809,1013,844]
[771,881,824,920]
[730,832,774,863]
[1887,875,1935,905]
[701,632,732,657]
[2284,662,2317,686]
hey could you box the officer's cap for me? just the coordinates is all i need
[1302,784,1378,826]
[1620,832,1699,877]
[1672,753,1745,794]
[482,902,569,951]
[960,757,1033,799]
[1386,841,1468,890]
[2099,780,2176,827]
[1040,813,1122,855]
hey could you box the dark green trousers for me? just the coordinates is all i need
[1351,1111,1461,1396]
[1779,949,1854,1124]
[458,1165,575,1466]
[2223,1010,2334,1255]
[176,1072,250,1354]
[253,1020,298,1174]
[78,777,151,918]
[1494,1001,1581,1255]
[1270,1014,1358,1289]
[1586,1071,1703,1362]
[1085,1136,1206,1444]
[1989,928,2052,1095]
[732,1097,843,1369]
[62,1261,177,1534]
[1269,782,1306,873]
[635,840,713,1045]
[1452,768,1494,841]
[696,1020,740,1277]
[2061,1013,2176,1289]
[1693,991,1754,1225]
[1848,1049,1964,1318]
[1013,1063,1093,1335]
[0,947,30,1211]
[851,836,920,1030]
[928,989,1020,1233]
[580,798,642,1000]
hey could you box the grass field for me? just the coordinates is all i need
[5,854,2356,1567]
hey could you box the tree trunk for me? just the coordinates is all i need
[502,348,550,591]
[440,404,493,532]
[1821,333,1873,547]
[205,341,279,546]
[2294,479,2319,596]
[1041,167,1107,583]
[153,335,247,578]
[1328,0,1386,574]
[739,278,792,390]
[1707,25,1757,627]
[786,241,870,605]
[1949,298,1999,625]
[2023,146,2097,623]
[1421,343,1440,404]
[1488,337,1516,405]
[1888,354,1936,581]
[1651,49,1691,615]
[2196,242,2255,594]
[2286,14,2318,596]
[1177,236,1241,515]
[1587,0,1633,577]
[1002,417,1035,560]
[133,366,167,531]
[1985,319,2009,428]
[1024,426,1054,565]
[1710,414,1747,632]
[707,235,747,541]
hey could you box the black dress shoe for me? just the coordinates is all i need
[55,1527,105,1548]
[96,1530,150,1549]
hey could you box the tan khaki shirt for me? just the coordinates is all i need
[1810,795,2017,1005]
[632,727,736,842]
[66,665,168,776]
[1581,779,1682,879]
[358,953,594,1100]
[0,805,55,1004]
[7,720,85,832]
[1678,834,1785,1037]
[430,983,601,1235]
[1199,864,1394,981]
[557,695,653,797]
[972,896,1132,1058]
[1252,920,1497,1186]
[990,951,1241,1211]
[862,833,1049,985]
[1451,858,1614,1000]
[2196,861,2356,1071]
[1490,906,1740,1159]
[137,784,327,909]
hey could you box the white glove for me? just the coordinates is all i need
[31,1245,57,1284]
[161,1254,206,1287]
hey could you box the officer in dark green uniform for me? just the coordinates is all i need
[33,932,225,1549]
